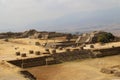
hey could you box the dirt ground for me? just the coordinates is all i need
[0,38,120,80]
[27,55,120,80]
[0,38,64,61]
[0,61,26,80]
[0,38,65,80]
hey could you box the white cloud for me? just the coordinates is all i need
[0,0,120,29]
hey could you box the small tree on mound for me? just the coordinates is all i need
[97,32,115,43]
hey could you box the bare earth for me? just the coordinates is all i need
[0,38,120,80]
[27,55,120,80]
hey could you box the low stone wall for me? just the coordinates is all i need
[7,47,120,68]
[8,60,22,67]
[8,50,92,68]
[20,70,36,80]
[52,50,92,62]
[101,65,120,77]
[52,47,120,62]
[8,56,56,68]
[91,47,120,57]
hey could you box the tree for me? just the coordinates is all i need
[66,34,72,41]
[97,32,115,43]
[107,33,115,41]
[97,34,108,43]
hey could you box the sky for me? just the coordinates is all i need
[0,0,120,32]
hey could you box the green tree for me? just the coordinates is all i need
[97,32,115,43]
[107,33,115,40]
[66,34,72,41]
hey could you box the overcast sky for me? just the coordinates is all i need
[0,0,120,32]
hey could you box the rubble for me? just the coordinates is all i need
[101,65,120,77]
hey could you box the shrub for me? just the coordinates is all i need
[97,32,115,43]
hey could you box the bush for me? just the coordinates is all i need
[97,32,115,43]
[107,33,115,40]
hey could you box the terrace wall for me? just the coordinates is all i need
[52,50,92,62]
[7,47,120,68]
[8,56,56,68]
[91,47,120,57]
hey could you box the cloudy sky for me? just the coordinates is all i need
[0,0,120,32]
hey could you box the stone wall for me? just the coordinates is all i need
[52,47,120,62]
[8,56,56,68]
[91,47,120,57]
[7,47,120,68]
[52,50,92,62]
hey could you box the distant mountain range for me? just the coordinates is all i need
[26,7,120,36]
[52,24,120,37]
